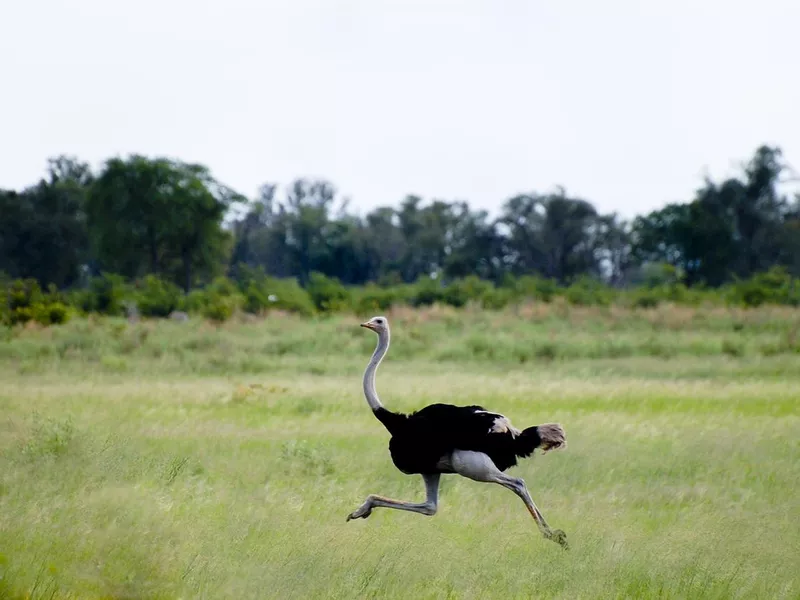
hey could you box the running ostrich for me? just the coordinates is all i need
[347,315,569,548]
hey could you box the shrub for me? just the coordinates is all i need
[264,278,315,316]
[201,294,238,322]
[305,272,350,312]
[632,291,660,309]
[441,283,469,308]
[87,273,128,315]
[242,281,270,314]
[564,276,614,306]
[409,277,446,307]
[31,301,70,325]
[481,287,514,310]
[728,267,799,307]
[236,267,316,316]
[640,262,685,288]
[135,275,183,318]
[442,276,493,308]
[173,277,245,322]
[66,273,128,316]
[512,276,559,303]
[206,276,242,299]
[8,278,44,312]
[662,283,689,304]
[192,277,245,322]
[3,278,72,326]
[11,306,34,325]
[353,284,403,314]
[376,271,404,287]
[182,289,210,313]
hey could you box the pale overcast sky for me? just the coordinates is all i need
[2,0,798,219]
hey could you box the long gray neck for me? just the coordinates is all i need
[363,329,390,412]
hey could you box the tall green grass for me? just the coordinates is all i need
[0,305,798,598]
[2,303,800,377]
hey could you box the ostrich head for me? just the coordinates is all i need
[361,315,389,334]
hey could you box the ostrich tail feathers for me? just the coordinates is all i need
[515,423,567,458]
[536,423,567,453]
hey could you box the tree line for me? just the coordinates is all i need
[1,145,798,296]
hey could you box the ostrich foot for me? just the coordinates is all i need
[346,501,373,521]
[546,528,569,550]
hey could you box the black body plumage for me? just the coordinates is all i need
[374,403,543,475]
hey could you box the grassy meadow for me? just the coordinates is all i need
[0,303,799,599]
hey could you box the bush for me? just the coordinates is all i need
[305,272,350,312]
[409,277,446,307]
[353,284,404,314]
[632,291,660,309]
[190,277,245,322]
[3,278,72,326]
[182,289,210,313]
[5,265,800,325]
[728,267,799,307]
[71,273,128,315]
[564,276,614,306]
[206,276,242,299]
[8,278,44,311]
[640,262,685,288]
[512,276,559,303]
[201,294,239,322]
[242,281,269,314]
[31,301,70,325]
[10,306,34,325]
[264,278,316,316]
[481,287,514,310]
[236,266,316,316]
[0,291,7,327]
[135,275,183,318]
[442,276,493,308]
[354,276,498,312]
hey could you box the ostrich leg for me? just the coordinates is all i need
[347,473,440,521]
[450,450,568,549]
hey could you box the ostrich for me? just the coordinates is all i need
[347,315,569,549]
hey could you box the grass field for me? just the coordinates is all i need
[1,304,799,599]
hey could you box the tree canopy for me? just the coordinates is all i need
[1,145,798,293]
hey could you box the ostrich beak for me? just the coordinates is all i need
[360,321,375,330]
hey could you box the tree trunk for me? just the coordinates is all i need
[148,227,159,274]
[182,246,192,293]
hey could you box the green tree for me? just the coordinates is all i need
[591,213,632,286]
[230,183,295,279]
[87,155,241,291]
[631,145,796,286]
[500,190,600,282]
[442,204,504,282]
[0,155,92,287]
